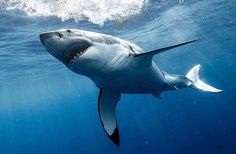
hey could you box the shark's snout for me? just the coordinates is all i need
[39,32,63,45]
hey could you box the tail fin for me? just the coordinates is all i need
[186,65,222,93]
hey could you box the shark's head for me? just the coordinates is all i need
[39,29,93,68]
[39,29,114,77]
[40,29,133,78]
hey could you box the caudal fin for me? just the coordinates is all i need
[186,65,223,93]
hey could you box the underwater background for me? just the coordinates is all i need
[0,0,236,153]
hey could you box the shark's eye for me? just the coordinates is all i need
[67,29,71,33]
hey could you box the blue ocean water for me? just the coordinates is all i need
[0,0,236,153]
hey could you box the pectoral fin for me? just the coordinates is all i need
[98,89,121,146]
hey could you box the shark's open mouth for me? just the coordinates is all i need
[68,47,87,65]
[62,41,92,65]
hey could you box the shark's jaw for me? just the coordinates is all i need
[39,31,92,66]
[61,42,91,66]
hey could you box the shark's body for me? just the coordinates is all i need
[39,29,222,146]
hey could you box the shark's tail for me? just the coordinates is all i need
[186,64,222,93]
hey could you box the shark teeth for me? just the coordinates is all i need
[69,50,86,65]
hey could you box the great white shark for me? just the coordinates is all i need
[39,29,222,146]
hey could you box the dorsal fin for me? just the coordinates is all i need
[134,40,198,63]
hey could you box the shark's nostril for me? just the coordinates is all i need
[56,32,63,38]
[39,32,59,45]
